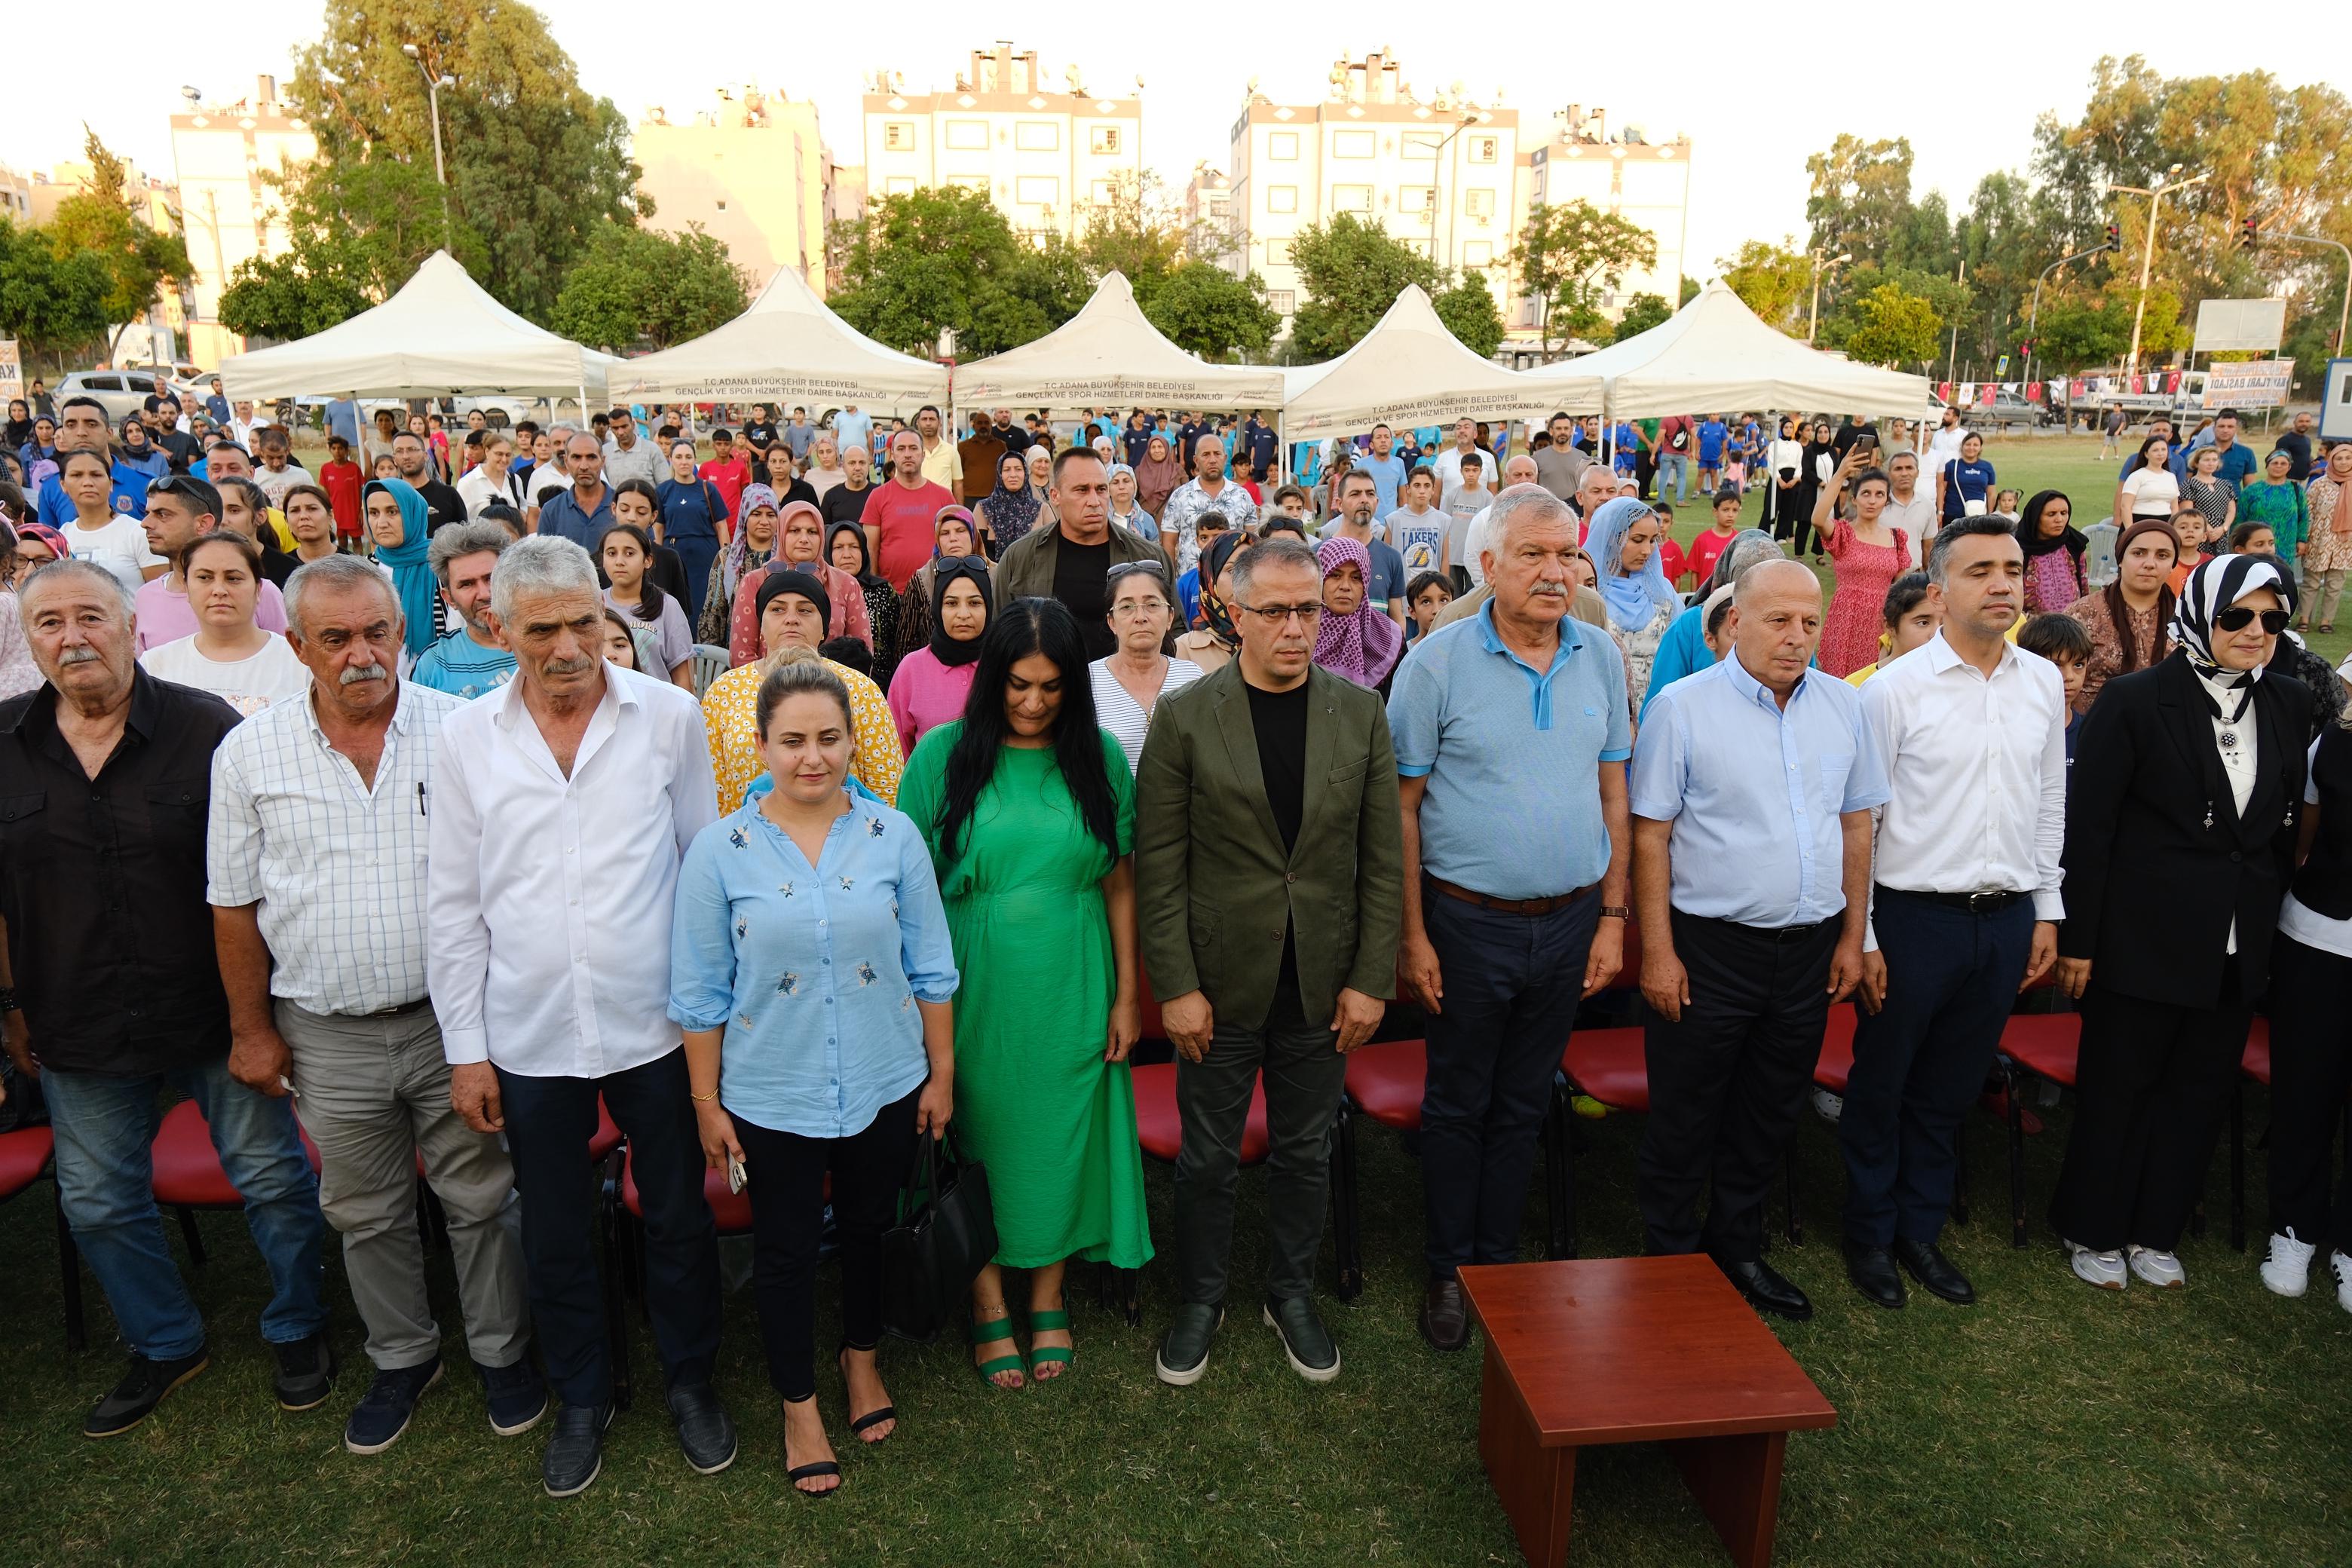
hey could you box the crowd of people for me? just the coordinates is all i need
[2,383,2348,1508]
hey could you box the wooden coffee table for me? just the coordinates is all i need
[1458,1256,1836,1567]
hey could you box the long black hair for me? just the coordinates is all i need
[597,519,669,623]
[933,596,1121,865]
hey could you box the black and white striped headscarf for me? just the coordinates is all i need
[2172,553,2295,681]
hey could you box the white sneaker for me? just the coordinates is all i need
[2065,1239,2127,1290]
[1811,1089,1843,1124]
[2332,1251,2352,1315]
[2261,1230,2317,1297]
[2127,1245,2185,1289]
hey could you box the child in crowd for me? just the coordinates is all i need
[2017,613,2092,764]
[2167,500,2210,594]
[320,434,364,546]
[1405,570,1454,642]
[1845,571,1941,686]
[1685,490,1744,589]
[1386,467,1451,578]
[599,606,645,672]
[2182,444,2237,537]
[819,635,874,678]
[1179,512,1233,626]
[1269,485,1312,528]
[1701,586,1739,662]
[1650,501,1688,589]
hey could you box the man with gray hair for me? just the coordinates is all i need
[1388,484,1634,1352]
[0,559,331,1437]
[533,434,614,553]
[525,424,579,531]
[1138,534,1402,1386]
[427,534,731,1497]
[211,553,541,1454]
[412,520,517,700]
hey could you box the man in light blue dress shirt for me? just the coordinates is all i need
[1629,559,1887,1322]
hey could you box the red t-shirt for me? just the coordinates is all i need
[862,478,958,590]
[320,459,365,535]
[1684,528,1738,588]
[1657,537,1687,586]
[700,459,750,523]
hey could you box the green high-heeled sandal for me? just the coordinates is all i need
[1028,1309,1074,1379]
[970,1315,1027,1389]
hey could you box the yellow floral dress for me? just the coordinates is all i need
[701,659,903,811]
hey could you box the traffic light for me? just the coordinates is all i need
[2103,222,2120,251]
[2240,216,2259,249]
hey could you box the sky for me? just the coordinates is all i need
[2,0,2289,282]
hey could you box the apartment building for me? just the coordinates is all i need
[170,75,319,363]
[1510,103,1694,353]
[635,84,830,293]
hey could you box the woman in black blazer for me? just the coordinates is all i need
[2050,555,2310,1291]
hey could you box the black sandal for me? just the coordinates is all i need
[838,1345,897,1443]
[787,1461,841,1496]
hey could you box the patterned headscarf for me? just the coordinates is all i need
[1312,534,1404,688]
[719,482,781,605]
[978,452,1041,551]
[2173,553,2293,683]
[1584,496,1677,633]
[1197,531,1245,647]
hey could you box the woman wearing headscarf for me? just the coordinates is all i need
[2019,490,2087,617]
[1133,433,1186,522]
[2050,554,2309,1292]
[1311,534,1404,691]
[362,475,439,660]
[115,417,170,481]
[978,450,1042,559]
[2063,518,2179,715]
[896,507,990,654]
[727,498,871,666]
[703,568,902,810]
[1584,495,1680,714]
[2301,440,2352,634]
[1764,415,1805,542]
[1790,418,1836,557]
[1107,463,1156,540]
[887,558,991,755]
[1637,527,1781,718]
[1172,531,1245,675]
[699,482,780,646]
[3,400,34,456]
[828,520,904,688]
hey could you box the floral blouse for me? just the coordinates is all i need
[702,659,903,813]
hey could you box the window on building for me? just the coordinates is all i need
[1268,289,1295,314]
[1269,131,1300,161]
[1333,184,1373,213]
[1267,185,1298,214]
[1090,124,1121,155]
[1398,185,1436,214]
[1015,121,1060,152]
[1016,175,1059,207]
[1463,188,1496,217]
[883,121,915,151]
[1266,239,1291,267]
[1333,130,1376,159]
[951,174,991,195]
[886,176,916,195]
[1463,240,1493,268]
[1468,136,1499,164]
[945,119,988,151]
[1401,130,1442,161]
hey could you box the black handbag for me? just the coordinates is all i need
[880,1125,997,1343]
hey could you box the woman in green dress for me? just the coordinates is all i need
[898,596,1148,1387]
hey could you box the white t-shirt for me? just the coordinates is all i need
[2118,466,2179,519]
[528,465,571,510]
[1462,501,1502,588]
[1089,656,1205,774]
[1924,427,1968,479]
[253,462,311,507]
[1385,506,1450,574]
[64,514,164,593]
[139,633,310,718]
[460,465,527,518]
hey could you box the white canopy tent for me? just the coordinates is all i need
[606,265,949,411]
[1526,279,1932,419]
[218,250,617,412]
[1281,285,1591,437]
[951,271,1287,413]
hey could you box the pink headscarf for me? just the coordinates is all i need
[1312,535,1403,688]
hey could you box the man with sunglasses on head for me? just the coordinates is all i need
[133,476,289,651]
[35,396,152,526]
[1137,533,1403,1388]
[995,446,1169,660]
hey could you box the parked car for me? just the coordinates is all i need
[51,369,177,423]
[1928,387,2056,432]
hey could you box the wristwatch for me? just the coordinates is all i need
[0,985,16,1015]
[1599,906,1632,921]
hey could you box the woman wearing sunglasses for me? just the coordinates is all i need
[2049,555,2310,1293]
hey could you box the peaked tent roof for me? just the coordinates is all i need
[218,250,615,402]
[951,271,1287,411]
[1526,278,1931,418]
[1279,285,1591,436]
[606,265,949,409]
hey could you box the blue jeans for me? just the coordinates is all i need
[1658,452,1692,503]
[44,1055,327,1360]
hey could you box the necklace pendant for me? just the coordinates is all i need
[2203,804,2215,831]
[2220,728,2240,749]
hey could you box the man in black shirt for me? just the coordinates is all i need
[0,561,330,1438]
[390,432,467,534]
[991,408,1030,457]
[1134,535,1404,1390]
[2274,411,2316,484]
[743,403,779,453]
[994,447,1168,661]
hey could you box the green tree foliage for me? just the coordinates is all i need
[828,185,1060,357]
[1143,262,1279,360]
[0,217,115,361]
[217,236,374,342]
[1805,135,1922,265]
[289,0,638,322]
[1679,276,1701,307]
[550,224,749,351]
[1288,213,1446,360]
[1507,201,1657,354]
[1611,292,1671,343]
[1719,240,1811,332]
[44,127,191,329]
[2029,296,2134,372]
[1836,283,1943,368]
[1434,272,1505,359]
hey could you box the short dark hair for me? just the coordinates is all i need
[1338,469,1378,495]
[1881,571,1932,628]
[1050,446,1107,485]
[2216,406,2243,423]
[1406,570,1453,606]
[1924,515,2018,585]
[2016,612,2093,665]
[60,395,108,422]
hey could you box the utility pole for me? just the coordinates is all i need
[2112,165,2208,375]
[1808,248,1850,344]
[403,42,458,251]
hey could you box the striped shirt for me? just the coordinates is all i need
[207,678,459,1015]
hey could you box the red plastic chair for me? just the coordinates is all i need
[1995,1012,2081,1248]
[2226,1017,2273,1253]
[607,1116,769,1407]
[1,1124,82,1350]
[149,1098,322,1267]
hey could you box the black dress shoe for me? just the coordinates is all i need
[1894,1238,1977,1304]
[84,1348,210,1438]
[1419,1276,1470,1352]
[667,1381,737,1475]
[1843,1242,1906,1309]
[1719,1257,1813,1321]
[542,1402,614,1498]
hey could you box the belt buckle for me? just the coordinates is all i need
[1965,891,2002,915]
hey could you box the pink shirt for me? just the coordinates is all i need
[886,646,977,755]
[133,576,289,653]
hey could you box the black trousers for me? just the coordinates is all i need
[2047,973,2250,1254]
[1637,911,1839,1262]
[734,1086,920,1402]
[2263,935,2352,1253]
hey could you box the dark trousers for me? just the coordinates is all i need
[735,1087,919,1402]
[498,1048,720,1409]
[1419,886,1601,1276]
[1637,911,1839,1262]
[2047,975,2250,1253]
[2266,936,2352,1253]
[1839,890,2033,1248]
[1174,987,1346,1305]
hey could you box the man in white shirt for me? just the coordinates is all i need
[1922,406,1968,488]
[211,553,540,1456]
[1460,455,1539,587]
[1880,451,1936,568]
[525,425,576,530]
[600,409,661,488]
[1432,418,1491,495]
[252,429,313,509]
[427,535,733,1498]
[1841,516,2065,1312]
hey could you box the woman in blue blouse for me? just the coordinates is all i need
[670,655,959,1498]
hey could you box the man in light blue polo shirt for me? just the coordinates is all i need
[1357,424,1409,517]
[1388,482,1633,1352]
[1628,559,1886,1323]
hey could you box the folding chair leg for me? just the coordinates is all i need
[55,1184,85,1353]
[1543,1073,1579,1261]
[2004,1064,2026,1248]
[1783,1142,1803,1246]
[176,1205,207,1266]
[597,1153,632,1413]
[2229,1076,2246,1253]
[1330,1101,1363,1303]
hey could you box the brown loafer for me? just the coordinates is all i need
[1419,1276,1470,1352]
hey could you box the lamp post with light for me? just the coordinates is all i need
[1808,249,1851,345]
[402,41,458,250]
[2110,164,2208,375]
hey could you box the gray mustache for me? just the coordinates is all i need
[338,663,387,685]
[57,646,101,666]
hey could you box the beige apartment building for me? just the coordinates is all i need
[860,43,1143,238]
[170,75,319,364]
[635,85,830,293]
[1511,103,1694,357]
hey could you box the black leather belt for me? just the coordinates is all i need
[1877,886,2027,915]
[366,997,431,1018]
[1427,875,1595,917]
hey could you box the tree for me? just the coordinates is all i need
[2030,296,2133,373]
[550,224,749,351]
[1434,273,1505,359]
[1143,262,1279,360]
[1611,292,1671,342]
[1679,276,1701,307]
[1288,213,1445,360]
[1508,201,1656,354]
[1836,283,1943,368]
[828,185,1064,357]
[1719,239,1811,332]
[218,236,374,341]
[289,0,639,322]
[1805,134,1920,264]
[44,127,191,331]
[0,217,115,363]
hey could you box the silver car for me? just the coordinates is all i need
[53,369,177,424]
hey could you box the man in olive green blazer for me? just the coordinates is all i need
[1134,535,1404,1389]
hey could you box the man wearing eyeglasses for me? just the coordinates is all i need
[995,446,1170,661]
[1137,534,1403,1389]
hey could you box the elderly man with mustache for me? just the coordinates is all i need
[0,559,332,1439]
[207,553,541,1456]
[1386,483,1635,1352]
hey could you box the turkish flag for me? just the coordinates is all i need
[2026,382,2044,403]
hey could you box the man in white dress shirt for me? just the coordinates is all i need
[427,535,733,1499]
[1840,515,2066,1312]
[210,553,539,1457]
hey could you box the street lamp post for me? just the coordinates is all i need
[2111,164,2209,375]
[403,42,457,250]
[2026,237,2119,413]
[1808,249,1851,345]
[1426,111,1481,272]
[2264,231,2352,359]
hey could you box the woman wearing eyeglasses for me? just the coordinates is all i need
[887,556,991,755]
[2049,555,2310,1292]
[1090,559,1203,774]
